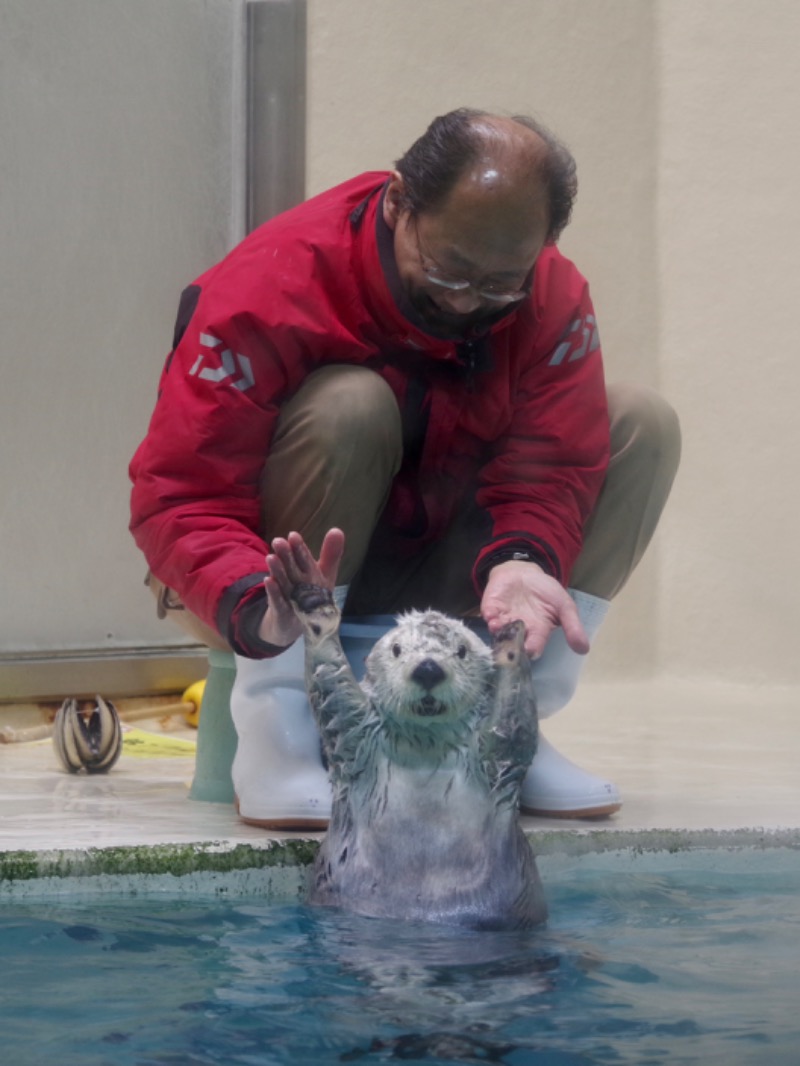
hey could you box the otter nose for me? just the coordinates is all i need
[411,658,447,691]
[409,656,448,690]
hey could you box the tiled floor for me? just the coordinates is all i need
[1,678,797,857]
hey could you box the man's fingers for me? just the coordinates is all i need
[260,572,302,646]
[317,527,346,584]
[270,529,346,589]
[264,569,289,608]
[558,596,590,654]
[265,551,291,595]
[286,531,316,570]
[270,534,315,586]
[522,618,553,660]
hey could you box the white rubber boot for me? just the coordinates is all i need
[521,589,621,819]
[230,637,331,830]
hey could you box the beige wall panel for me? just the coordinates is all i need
[307,0,660,382]
[308,0,661,676]
[657,0,800,683]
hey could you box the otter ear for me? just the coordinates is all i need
[383,170,405,231]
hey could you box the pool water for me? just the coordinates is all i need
[1,848,798,1065]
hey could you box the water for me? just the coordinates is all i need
[1,849,798,1065]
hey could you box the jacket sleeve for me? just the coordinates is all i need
[129,291,292,647]
[473,258,610,591]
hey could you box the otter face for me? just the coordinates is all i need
[364,611,492,728]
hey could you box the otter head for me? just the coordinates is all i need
[363,611,492,743]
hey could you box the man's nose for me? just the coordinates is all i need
[436,287,483,314]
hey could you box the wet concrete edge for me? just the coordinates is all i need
[1,827,798,901]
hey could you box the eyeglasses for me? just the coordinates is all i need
[411,222,531,305]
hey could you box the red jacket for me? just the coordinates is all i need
[129,172,609,651]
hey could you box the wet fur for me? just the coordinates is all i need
[290,584,547,930]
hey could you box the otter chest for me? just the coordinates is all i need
[346,755,500,871]
[371,755,490,825]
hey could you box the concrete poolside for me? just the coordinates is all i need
[0,678,797,894]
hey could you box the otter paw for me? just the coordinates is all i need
[291,583,333,613]
[290,583,340,640]
[491,619,527,666]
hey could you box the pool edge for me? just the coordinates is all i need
[1,826,798,900]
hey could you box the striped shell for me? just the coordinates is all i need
[53,695,123,774]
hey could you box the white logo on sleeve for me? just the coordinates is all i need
[548,315,600,366]
[189,333,255,391]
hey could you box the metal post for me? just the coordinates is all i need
[246,0,307,232]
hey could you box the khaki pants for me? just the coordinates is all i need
[148,366,681,643]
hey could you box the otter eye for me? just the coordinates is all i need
[457,644,467,659]
[392,643,402,658]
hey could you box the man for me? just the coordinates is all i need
[130,108,680,828]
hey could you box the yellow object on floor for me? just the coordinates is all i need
[182,680,207,728]
[122,728,197,758]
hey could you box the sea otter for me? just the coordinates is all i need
[289,583,547,930]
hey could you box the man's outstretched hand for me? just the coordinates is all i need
[258,528,345,648]
[481,559,589,659]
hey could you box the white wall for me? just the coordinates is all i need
[657,1,800,685]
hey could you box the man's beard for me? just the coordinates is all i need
[405,285,496,337]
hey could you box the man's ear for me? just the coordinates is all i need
[383,170,405,231]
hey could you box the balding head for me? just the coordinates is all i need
[393,109,577,244]
[383,109,575,336]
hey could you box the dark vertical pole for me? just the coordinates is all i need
[246,0,307,232]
